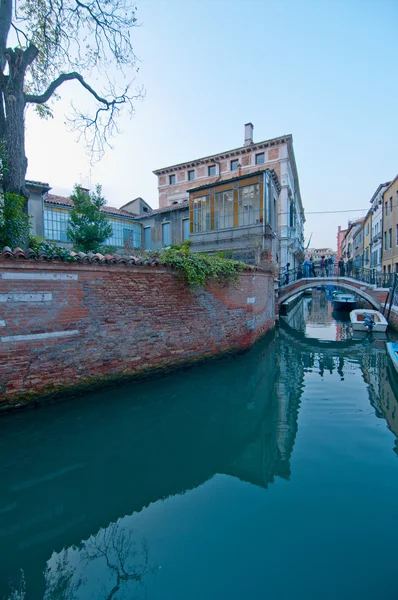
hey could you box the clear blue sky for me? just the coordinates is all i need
[25,0,398,249]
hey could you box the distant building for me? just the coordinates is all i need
[381,174,398,277]
[340,217,365,273]
[369,183,390,274]
[153,123,305,268]
[352,220,364,269]
[337,226,348,261]
[307,247,337,265]
[363,210,372,269]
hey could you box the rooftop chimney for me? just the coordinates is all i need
[244,122,253,146]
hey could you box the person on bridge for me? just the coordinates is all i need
[283,262,290,285]
[304,257,311,278]
[310,257,316,277]
[338,258,345,276]
[320,256,326,277]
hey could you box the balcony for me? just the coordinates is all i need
[372,231,382,243]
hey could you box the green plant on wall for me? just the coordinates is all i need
[67,185,113,253]
[0,192,31,249]
[147,246,245,286]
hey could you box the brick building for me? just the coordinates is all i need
[153,123,304,268]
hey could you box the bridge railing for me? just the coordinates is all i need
[278,265,396,289]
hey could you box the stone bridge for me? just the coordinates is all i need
[278,276,389,311]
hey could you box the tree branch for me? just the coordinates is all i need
[25,71,116,105]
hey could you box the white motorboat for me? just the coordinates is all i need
[332,293,357,311]
[349,309,388,333]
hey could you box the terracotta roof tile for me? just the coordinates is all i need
[45,194,137,219]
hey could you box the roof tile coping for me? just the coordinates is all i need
[0,247,269,273]
[45,194,138,219]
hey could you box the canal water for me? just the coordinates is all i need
[1,290,398,599]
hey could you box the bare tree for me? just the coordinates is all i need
[0,0,143,197]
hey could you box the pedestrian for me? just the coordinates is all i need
[310,256,316,277]
[320,255,326,277]
[327,255,334,276]
[283,262,290,285]
[304,257,311,278]
[338,258,344,277]
[297,262,303,280]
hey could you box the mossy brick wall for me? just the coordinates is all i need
[0,261,275,409]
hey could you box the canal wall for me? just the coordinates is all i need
[0,257,275,410]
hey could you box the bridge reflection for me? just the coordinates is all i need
[1,316,398,598]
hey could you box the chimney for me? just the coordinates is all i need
[244,122,253,146]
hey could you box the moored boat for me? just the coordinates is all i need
[349,309,388,333]
[386,342,398,375]
[333,293,357,311]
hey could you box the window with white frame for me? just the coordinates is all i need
[44,207,70,242]
[106,219,142,249]
[214,190,234,230]
[193,196,211,232]
[238,184,261,226]
[208,165,217,176]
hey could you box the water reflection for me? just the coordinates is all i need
[1,294,398,599]
[0,332,304,598]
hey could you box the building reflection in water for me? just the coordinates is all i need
[0,331,305,599]
[2,299,398,599]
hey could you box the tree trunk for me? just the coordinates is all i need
[2,49,28,198]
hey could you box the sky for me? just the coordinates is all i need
[24,0,398,249]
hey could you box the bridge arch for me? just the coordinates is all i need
[278,278,382,310]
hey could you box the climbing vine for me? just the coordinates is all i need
[147,245,245,286]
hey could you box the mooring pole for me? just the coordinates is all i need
[386,273,397,322]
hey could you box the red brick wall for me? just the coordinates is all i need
[0,261,275,409]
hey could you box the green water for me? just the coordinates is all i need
[1,291,398,599]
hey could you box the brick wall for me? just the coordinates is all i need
[0,261,275,410]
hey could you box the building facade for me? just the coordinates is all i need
[25,182,143,252]
[369,182,390,274]
[135,202,190,251]
[337,226,348,261]
[153,124,304,268]
[363,210,372,269]
[352,220,364,269]
[340,217,365,274]
[381,175,398,277]
[188,170,279,264]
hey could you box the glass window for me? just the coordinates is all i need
[255,153,265,165]
[188,170,195,181]
[230,159,239,171]
[238,184,261,226]
[390,197,393,212]
[208,165,216,176]
[144,227,151,250]
[183,219,190,240]
[106,219,142,249]
[214,190,234,230]
[162,222,170,246]
[44,207,70,242]
[193,196,211,232]
[385,201,388,215]
[384,231,387,250]
[169,174,176,185]
[389,228,392,249]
